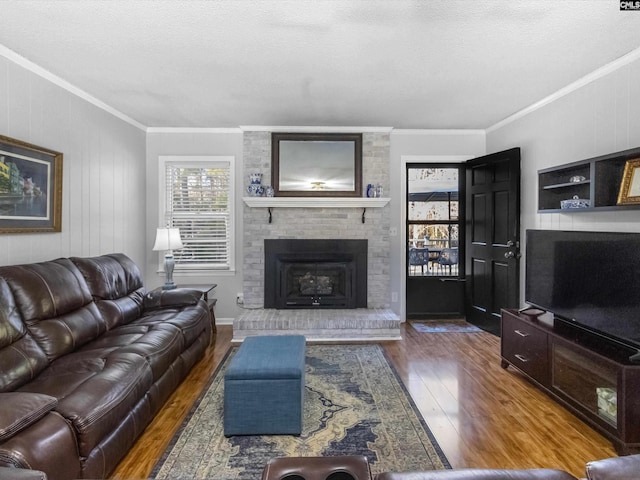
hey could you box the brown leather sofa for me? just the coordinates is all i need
[0,253,211,480]
[261,454,640,480]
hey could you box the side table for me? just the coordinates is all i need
[181,284,217,335]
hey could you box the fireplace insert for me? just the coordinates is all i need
[264,239,367,309]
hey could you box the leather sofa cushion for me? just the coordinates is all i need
[71,253,144,301]
[18,351,153,457]
[135,304,209,348]
[93,291,146,330]
[0,393,57,442]
[0,259,106,362]
[71,254,145,329]
[0,278,49,391]
[78,322,185,381]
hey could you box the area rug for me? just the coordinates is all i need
[410,320,482,333]
[151,344,450,479]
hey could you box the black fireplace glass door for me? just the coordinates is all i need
[281,262,354,308]
[264,239,367,309]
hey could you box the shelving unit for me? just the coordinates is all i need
[538,145,640,213]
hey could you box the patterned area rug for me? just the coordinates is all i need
[410,321,482,333]
[152,344,450,479]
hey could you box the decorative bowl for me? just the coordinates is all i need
[569,175,586,183]
[561,195,590,209]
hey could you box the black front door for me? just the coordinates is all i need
[464,148,521,335]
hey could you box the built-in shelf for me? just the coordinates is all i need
[538,145,640,213]
[243,197,390,208]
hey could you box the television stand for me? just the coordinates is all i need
[501,308,640,455]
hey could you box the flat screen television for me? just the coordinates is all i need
[525,229,640,361]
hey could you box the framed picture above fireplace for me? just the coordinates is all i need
[271,132,362,197]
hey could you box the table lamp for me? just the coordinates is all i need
[152,227,184,290]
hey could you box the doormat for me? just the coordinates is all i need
[410,321,482,333]
[151,344,450,479]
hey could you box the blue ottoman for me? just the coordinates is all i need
[224,335,306,436]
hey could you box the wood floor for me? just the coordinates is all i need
[111,323,616,479]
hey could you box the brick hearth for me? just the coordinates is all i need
[232,308,401,343]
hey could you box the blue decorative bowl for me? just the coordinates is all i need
[561,195,590,209]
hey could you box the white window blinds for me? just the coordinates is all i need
[163,159,232,270]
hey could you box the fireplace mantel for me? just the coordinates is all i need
[243,197,390,208]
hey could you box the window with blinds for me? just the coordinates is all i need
[161,157,234,270]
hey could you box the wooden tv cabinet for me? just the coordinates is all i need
[500,308,640,454]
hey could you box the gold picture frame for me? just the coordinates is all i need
[0,135,63,233]
[617,158,640,205]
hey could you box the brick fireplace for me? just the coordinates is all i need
[235,130,400,342]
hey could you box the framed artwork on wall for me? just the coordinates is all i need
[0,135,63,233]
[617,158,640,205]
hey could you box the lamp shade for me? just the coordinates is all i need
[152,227,184,251]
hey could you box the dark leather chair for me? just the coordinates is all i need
[373,454,640,480]
[374,470,577,480]
[585,453,640,479]
[262,455,372,480]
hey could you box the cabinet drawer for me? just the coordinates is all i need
[502,314,548,383]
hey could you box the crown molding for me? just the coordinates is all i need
[239,125,394,133]
[0,44,147,131]
[391,129,485,136]
[487,46,640,133]
[146,127,243,134]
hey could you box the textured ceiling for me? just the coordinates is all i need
[1,0,640,129]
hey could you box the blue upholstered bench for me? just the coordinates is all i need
[223,335,306,436]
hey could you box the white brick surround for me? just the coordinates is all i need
[237,130,400,342]
[242,131,392,308]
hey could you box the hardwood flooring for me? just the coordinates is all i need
[111,323,616,479]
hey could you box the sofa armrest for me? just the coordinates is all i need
[143,288,202,311]
[0,393,57,442]
[0,467,47,480]
[585,454,640,480]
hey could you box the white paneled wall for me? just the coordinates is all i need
[487,53,640,235]
[487,53,640,306]
[0,56,146,268]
